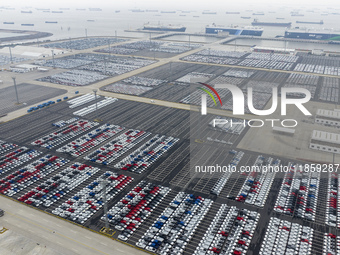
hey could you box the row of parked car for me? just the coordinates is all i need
[57,124,124,157]
[101,181,171,241]
[0,146,42,175]
[53,172,133,225]
[238,59,294,71]
[194,205,259,255]
[196,49,248,58]
[260,217,313,255]
[0,141,18,156]
[18,163,100,208]
[52,117,79,128]
[182,55,240,66]
[39,69,109,87]
[43,37,126,50]
[67,93,99,109]
[274,163,320,221]
[211,151,244,195]
[32,120,99,149]
[323,233,339,255]
[136,192,212,254]
[114,135,179,174]
[286,73,319,86]
[103,83,152,96]
[122,76,166,87]
[84,129,151,165]
[73,97,118,117]
[326,172,338,228]
[0,154,69,197]
[237,156,279,207]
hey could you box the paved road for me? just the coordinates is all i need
[0,196,147,255]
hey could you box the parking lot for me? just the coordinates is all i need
[2,35,340,254]
[0,83,66,116]
[0,94,339,254]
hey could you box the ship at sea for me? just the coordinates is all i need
[291,12,304,16]
[202,11,217,14]
[52,11,63,13]
[3,22,14,24]
[21,23,34,26]
[89,8,102,11]
[21,10,32,13]
[284,28,340,40]
[253,12,264,15]
[226,12,240,14]
[205,24,263,36]
[160,11,176,13]
[45,21,58,23]
[131,9,145,12]
[251,19,291,27]
[296,20,324,24]
[241,16,251,19]
[143,23,186,32]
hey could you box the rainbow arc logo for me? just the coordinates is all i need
[197,82,223,106]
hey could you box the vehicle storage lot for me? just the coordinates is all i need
[0,83,66,116]
[0,97,339,255]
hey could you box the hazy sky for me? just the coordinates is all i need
[6,0,340,9]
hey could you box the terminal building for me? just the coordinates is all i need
[315,109,340,127]
[310,130,340,154]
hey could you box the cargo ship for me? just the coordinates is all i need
[241,16,251,19]
[3,22,14,24]
[161,11,176,13]
[296,20,324,24]
[52,11,63,13]
[205,24,263,36]
[226,12,240,14]
[252,19,291,27]
[21,10,32,13]
[131,9,145,12]
[284,28,340,40]
[21,23,34,26]
[253,12,264,15]
[146,10,158,12]
[45,21,58,23]
[143,24,186,32]
[89,8,102,11]
[291,12,304,16]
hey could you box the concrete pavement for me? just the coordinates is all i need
[0,195,147,255]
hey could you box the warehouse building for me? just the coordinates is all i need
[310,130,340,154]
[315,109,340,127]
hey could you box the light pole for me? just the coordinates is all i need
[93,89,99,121]
[101,178,109,233]
[51,50,55,68]
[12,77,19,104]
[9,46,13,63]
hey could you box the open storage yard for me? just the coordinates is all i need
[2,34,340,255]
[0,83,66,116]
[0,94,339,255]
